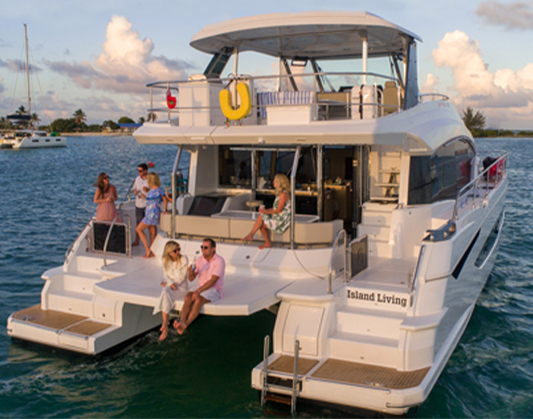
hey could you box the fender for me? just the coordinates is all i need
[219,82,252,120]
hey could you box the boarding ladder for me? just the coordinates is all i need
[260,335,301,415]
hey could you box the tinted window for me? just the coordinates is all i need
[408,139,475,205]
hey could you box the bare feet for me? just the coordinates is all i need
[159,327,169,341]
[241,234,254,242]
[258,243,272,250]
[173,320,187,335]
[142,251,155,259]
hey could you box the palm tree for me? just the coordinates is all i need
[15,105,28,115]
[138,116,146,124]
[147,112,158,122]
[462,107,485,131]
[31,113,40,126]
[0,116,13,129]
[72,109,87,125]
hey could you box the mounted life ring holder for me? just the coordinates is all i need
[219,81,251,121]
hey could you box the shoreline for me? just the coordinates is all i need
[62,132,133,137]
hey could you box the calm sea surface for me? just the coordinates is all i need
[0,136,531,418]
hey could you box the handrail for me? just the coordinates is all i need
[103,213,132,267]
[260,335,270,408]
[452,153,507,221]
[65,217,95,264]
[409,244,426,293]
[290,146,301,249]
[418,92,449,102]
[327,229,347,294]
[291,339,300,415]
[171,146,183,239]
[117,178,136,210]
[145,71,400,88]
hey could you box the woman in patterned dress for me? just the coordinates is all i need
[94,172,118,221]
[242,173,291,249]
[136,172,170,258]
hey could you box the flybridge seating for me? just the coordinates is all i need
[146,72,413,127]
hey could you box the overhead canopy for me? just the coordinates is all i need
[190,11,422,60]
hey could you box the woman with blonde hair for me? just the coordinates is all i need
[93,172,118,221]
[242,173,291,249]
[136,172,170,258]
[153,241,188,341]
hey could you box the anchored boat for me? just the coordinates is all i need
[0,25,66,149]
[7,12,507,415]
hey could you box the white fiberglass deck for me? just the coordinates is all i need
[94,241,311,316]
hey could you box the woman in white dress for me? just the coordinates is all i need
[153,241,188,341]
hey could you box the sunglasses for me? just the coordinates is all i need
[201,245,210,250]
[173,248,181,253]
[103,176,109,180]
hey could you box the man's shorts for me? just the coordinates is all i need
[190,285,221,303]
[135,207,145,225]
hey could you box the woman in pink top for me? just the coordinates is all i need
[94,172,118,222]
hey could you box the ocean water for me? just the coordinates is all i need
[0,136,531,418]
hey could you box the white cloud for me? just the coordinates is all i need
[45,15,193,94]
[476,1,533,30]
[420,73,440,94]
[430,30,533,127]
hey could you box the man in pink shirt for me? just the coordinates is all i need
[174,238,225,334]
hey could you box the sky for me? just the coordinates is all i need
[1,0,533,129]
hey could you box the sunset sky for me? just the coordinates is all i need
[1,0,532,129]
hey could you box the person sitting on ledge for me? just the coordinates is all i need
[174,238,225,335]
[153,241,188,341]
[242,173,291,249]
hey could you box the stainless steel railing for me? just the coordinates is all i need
[65,217,96,264]
[144,70,439,124]
[452,153,508,222]
[327,229,347,294]
[103,213,132,267]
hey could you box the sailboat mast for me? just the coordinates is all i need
[24,24,30,115]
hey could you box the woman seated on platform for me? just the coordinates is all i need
[242,173,291,249]
[153,241,188,341]
[94,172,118,222]
[136,172,170,258]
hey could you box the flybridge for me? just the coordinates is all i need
[137,11,427,144]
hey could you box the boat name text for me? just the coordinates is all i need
[347,290,407,307]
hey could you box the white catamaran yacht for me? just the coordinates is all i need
[7,12,507,415]
[0,24,66,149]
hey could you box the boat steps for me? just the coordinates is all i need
[260,354,430,392]
[357,225,390,242]
[67,255,108,274]
[336,306,405,338]
[46,289,94,316]
[7,305,116,352]
[328,331,399,368]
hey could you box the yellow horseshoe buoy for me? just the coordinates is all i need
[219,82,252,120]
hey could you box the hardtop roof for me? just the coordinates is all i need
[190,11,422,60]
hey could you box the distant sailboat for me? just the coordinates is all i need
[0,24,66,149]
